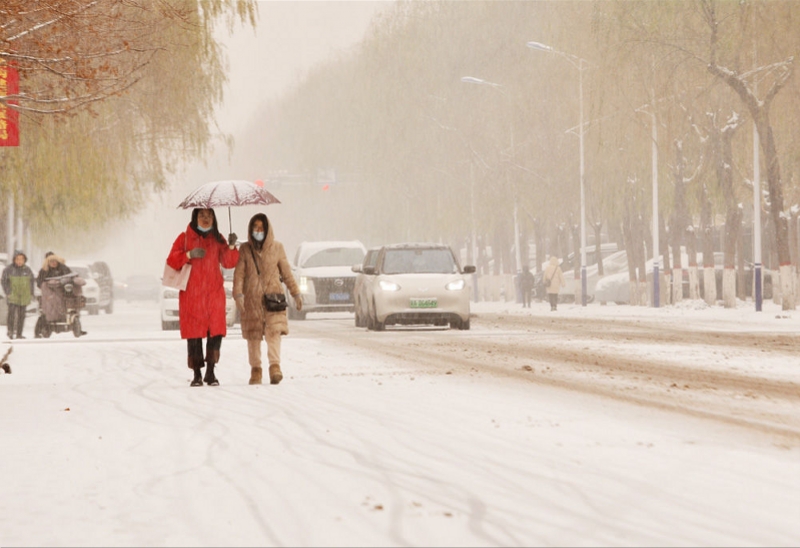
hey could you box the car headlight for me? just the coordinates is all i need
[299,276,309,294]
[163,289,180,299]
[379,280,400,291]
[446,279,466,291]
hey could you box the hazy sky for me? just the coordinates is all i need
[98,1,391,281]
[219,0,390,135]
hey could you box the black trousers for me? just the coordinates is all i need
[521,289,532,307]
[7,303,26,338]
[187,334,222,367]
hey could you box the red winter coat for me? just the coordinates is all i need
[167,225,239,339]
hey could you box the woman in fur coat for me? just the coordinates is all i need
[233,213,302,385]
[167,208,239,387]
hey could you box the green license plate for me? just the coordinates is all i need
[410,298,437,309]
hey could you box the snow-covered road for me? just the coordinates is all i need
[1,301,798,547]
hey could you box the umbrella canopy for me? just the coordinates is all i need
[177,179,280,209]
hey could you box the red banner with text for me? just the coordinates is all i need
[0,63,20,147]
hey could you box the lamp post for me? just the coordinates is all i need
[527,41,589,306]
[460,76,522,277]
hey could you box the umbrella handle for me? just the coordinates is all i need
[228,206,232,234]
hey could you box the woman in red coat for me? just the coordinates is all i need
[167,208,239,386]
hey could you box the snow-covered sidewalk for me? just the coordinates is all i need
[0,301,798,547]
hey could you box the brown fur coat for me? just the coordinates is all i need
[233,214,300,341]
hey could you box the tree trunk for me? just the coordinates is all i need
[700,183,717,305]
[594,221,605,277]
[707,57,795,309]
[570,219,583,304]
[659,215,673,305]
[620,218,635,306]
[686,224,700,300]
[713,113,744,309]
[533,218,546,275]
[634,214,649,306]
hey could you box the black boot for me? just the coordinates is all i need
[190,366,203,387]
[204,362,219,386]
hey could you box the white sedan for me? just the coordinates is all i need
[359,243,475,331]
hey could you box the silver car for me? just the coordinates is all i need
[359,243,475,331]
[288,240,367,320]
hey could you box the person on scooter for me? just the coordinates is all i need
[35,252,86,336]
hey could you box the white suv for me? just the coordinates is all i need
[66,261,107,315]
[288,240,367,320]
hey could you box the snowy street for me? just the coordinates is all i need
[1,300,799,547]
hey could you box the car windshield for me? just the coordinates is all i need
[382,249,457,274]
[302,247,365,268]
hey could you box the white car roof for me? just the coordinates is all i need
[296,240,366,266]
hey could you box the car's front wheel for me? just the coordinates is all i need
[354,307,363,327]
[72,317,83,337]
[451,317,470,330]
[367,305,384,331]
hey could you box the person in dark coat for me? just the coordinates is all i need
[167,208,239,387]
[2,250,34,339]
[34,252,87,337]
[519,265,535,308]
[233,213,302,385]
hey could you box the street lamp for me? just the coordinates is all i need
[460,76,522,277]
[527,40,589,306]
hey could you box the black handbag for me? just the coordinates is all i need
[262,293,288,312]
[249,245,289,312]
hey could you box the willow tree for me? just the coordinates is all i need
[0,0,257,244]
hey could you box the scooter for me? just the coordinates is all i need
[34,273,86,338]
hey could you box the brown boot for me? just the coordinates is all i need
[268,364,283,385]
[249,367,262,385]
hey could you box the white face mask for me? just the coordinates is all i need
[252,231,265,242]
[196,224,211,233]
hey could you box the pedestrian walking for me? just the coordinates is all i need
[233,213,302,385]
[519,265,535,308]
[2,250,34,339]
[166,208,239,387]
[543,256,566,311]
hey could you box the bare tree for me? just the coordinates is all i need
[0,0,255,115]
[700,0,795,309]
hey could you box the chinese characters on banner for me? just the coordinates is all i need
[0,62,19,147]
